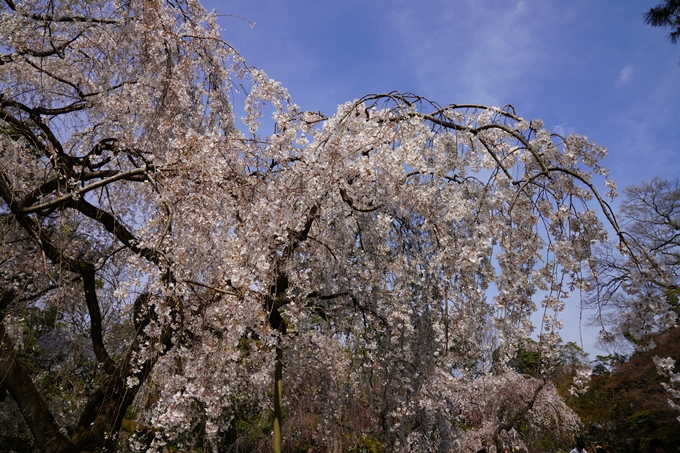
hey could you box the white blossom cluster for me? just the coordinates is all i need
[653,356,680,423]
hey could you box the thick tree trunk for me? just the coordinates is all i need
[0,324,74,453]
[273,345,283,453]
[0,293,174,453]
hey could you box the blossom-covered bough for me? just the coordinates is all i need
[0,0,628,451]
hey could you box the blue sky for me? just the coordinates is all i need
[204,0,680,356]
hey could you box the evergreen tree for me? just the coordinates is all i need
[644,1,680,43]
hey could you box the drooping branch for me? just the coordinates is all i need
[3,0,119,23]
[339,187,381,212]
[514,166,623,242]
[0,29,84,62]
[0,97,92,117]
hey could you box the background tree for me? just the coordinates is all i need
[645,0,680,43]
[581,178,680,452]
[588,178,680,346]
[509,338,591,397]
[568,327,680,453]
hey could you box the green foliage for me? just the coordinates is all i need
[508,338,589,395]
[509,339,541,377]
[591,354,627,376]
[567,328,680,453]
[666,287,680,317]
[353,435,384,453]
[217,403,275,452]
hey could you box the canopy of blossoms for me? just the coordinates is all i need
[0,0,622,451]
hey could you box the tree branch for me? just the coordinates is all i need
[64,197,162,265]
[19,168,149,214]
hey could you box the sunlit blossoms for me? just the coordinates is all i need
[653,355,680,423]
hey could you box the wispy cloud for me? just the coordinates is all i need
[387,0,560,106]
[617,65,634,86]
[551,122,575,137]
